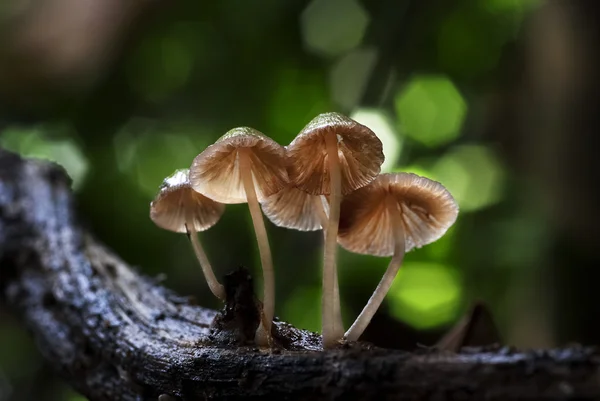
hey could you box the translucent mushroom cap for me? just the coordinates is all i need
[150,169,225,233]
[338,173,459,256]
[189,127,288,204]
[261,186,329,231]
[287,112,385,196]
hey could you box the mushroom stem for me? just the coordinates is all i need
[323,132,343,347]
[313,195,344,337]
[344,198,406,342]
[185,222,226,301]
[239,150,275,346]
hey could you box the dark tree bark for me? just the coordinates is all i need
[1,148,600,401]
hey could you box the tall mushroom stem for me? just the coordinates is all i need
[313,195,344,337]
[323,132,343,347]
[239,149,275,346]
[345,198,406,342]
[184,222,225,301]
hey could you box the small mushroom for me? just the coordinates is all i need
[287,112,384,347]
[261,186,329,232]
[189,127,288,345]
[150,169,225,301]
[260,188,345,335]
[338,172,458,341]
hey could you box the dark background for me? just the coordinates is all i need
[1,0,599,400]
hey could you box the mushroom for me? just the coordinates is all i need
[189,127,288,345]
[287,112,384,347]
[150,169,226,301]
[338,172,459,341]
[260,188,345,334]
[261,186,329,232]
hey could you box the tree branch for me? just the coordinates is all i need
[1,148,599,400]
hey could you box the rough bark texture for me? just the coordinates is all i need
[1,148,600,401]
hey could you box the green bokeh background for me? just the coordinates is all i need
[2,0,598,400]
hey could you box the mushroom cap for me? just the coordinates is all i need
[338,172,458,256]
[150,169,225,233]
[189,127,288,204]
[286,112,384,196]
[261,186,329,231]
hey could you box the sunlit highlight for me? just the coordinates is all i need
[394,75,466,147]
[351,108,401,172]
[432,145,505,212]
[388,262,462,330]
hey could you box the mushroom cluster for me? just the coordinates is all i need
[149,112,458,349]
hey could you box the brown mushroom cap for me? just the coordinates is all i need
[189,127,288,204]
[286,112,385,196]
[150,169,225,233]
[261,186,329,231]
[338,172,458,256]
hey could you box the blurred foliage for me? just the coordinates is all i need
[0,0,572,399]
[301,0,369,57]
[388,261,462,330]
[395,75,466,147]
[0,125,88,189]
